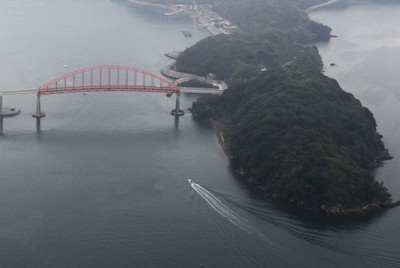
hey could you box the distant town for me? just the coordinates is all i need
[164,4,239,36]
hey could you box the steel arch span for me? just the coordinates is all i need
[33,65,184,118]
[38,65,180,95]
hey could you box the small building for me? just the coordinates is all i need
[207,73,216,79]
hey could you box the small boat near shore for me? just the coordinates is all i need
[181,30,192,37]
[164,50,182,60]
[64,64,70,68]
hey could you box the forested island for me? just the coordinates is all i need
[135,0,399,215]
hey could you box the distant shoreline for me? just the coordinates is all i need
[127,0,171,11]
[128,0,340,14]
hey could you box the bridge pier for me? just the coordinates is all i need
[32,94,46,118]
[171,92,184,116]
[0,94,21,117]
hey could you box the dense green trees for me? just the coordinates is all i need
[212,0,331,42]
[175,31,300,81]
[192,52,392,212]
[174,0,332,82]
[134,0,332,82]
[141,0,394,213]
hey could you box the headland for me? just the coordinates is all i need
[130,0,399,216]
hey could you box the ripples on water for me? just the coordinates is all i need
[204,183,400,267]
[192,182,259,233]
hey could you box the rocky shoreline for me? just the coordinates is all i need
[138,0,399,216]
[206,113,400,217]
[233,167,400,216]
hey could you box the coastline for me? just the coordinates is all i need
[211,119,229,156]
[128,0,236,36]
[127,0,170,10]
[210,117,400,216]
[142,0,399,216]
[201,83,399,216]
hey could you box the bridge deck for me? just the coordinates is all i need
[1,89,38,95]
[1,87,221,95]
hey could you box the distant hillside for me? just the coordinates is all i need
[212,0,331,42]
[137,0,328,10]
[175,31,301,82]
[174,0,331,82]
[138,0,397,215]
[133,0,332,43]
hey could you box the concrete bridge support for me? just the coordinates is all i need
[0,94,3,115]
[32,94,46,118]
[0,94,20,117]
[0,96,3,134]
[171,92,184,116]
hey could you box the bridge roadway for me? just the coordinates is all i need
[179,87,222,95]
[161,63,228,91]
[0,65,226,118]
[1,86,222,96]
[1,88,38,95]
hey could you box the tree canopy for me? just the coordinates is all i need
[192,49,392,212]
[174,0,331,82]
[140,0,395,214]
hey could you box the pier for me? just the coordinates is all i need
[0,95,20,117]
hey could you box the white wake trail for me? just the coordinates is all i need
[191,182,258,235]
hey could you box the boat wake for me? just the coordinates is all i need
[190,180,259,235]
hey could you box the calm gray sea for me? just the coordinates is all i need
[0,0,399,267]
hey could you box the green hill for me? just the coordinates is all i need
[138,0,397,215]
[174,0,331,82]
[175,31,300,82]
[192,49,394,215]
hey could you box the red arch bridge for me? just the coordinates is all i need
[31,65,185,117]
